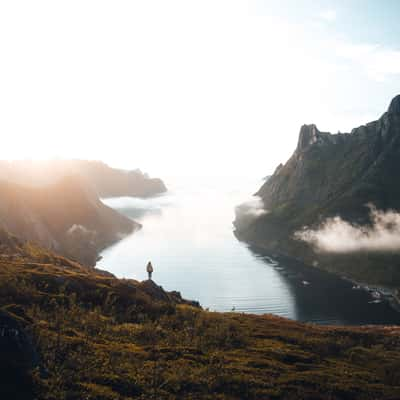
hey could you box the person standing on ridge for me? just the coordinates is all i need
[146,261,154,280]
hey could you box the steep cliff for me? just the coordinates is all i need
[235,95,400,287]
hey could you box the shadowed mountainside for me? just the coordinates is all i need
[1,230,400,399]
[0,159,167,198]
[235,95,400,289]
[0,176,139,266]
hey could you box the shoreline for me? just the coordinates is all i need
[339,276,400,313]
[94,223,142,266]
[235,232,400,316]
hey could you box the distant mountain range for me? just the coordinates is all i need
[0,159,166,264]
[235,95,400,289]
[0,159,167,198]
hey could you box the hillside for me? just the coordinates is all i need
[0,176,139,265]
[235,95,400,289]
[0,159,167,198]
[1,233,400,399]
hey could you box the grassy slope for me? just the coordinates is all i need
[1,236,400,399]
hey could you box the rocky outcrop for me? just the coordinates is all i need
[235,95,400,287]
[139,279,201,307]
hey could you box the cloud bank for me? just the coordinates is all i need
[295,205,400,253]
[234,196,267,231]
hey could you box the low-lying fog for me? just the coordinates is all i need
[98,176,400,325]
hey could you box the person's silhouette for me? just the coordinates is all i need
[146,261,154,280]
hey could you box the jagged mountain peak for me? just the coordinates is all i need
[295,124,343,153]
[295,95,400,155]
[296,124,320,151]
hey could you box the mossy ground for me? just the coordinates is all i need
[1,241,400,399]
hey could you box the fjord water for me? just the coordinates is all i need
[98,177,400,325]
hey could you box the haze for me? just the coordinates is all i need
[1,0,399,177]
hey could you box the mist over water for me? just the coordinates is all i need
[98,176,400,325]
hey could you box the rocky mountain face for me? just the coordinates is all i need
[0,176,139,265]
[235,95,400,287]
[0,159,167,198]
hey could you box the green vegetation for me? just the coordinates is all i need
[1,235,400,399]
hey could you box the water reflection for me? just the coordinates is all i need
[247,245,400,325]
[98,177,400,326]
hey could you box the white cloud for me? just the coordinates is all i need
[295,205,400,253]
[67,224,95,236]
[234,196,267,231]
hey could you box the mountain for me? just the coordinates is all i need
[235,95,400,288]
[0,176,139,265]
[0,159,167,198]
[1,230,400,399]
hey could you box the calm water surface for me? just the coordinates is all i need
[98,176,400,325]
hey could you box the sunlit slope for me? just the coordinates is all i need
[0,176,138,265]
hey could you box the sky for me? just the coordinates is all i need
[0,0,399,178]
